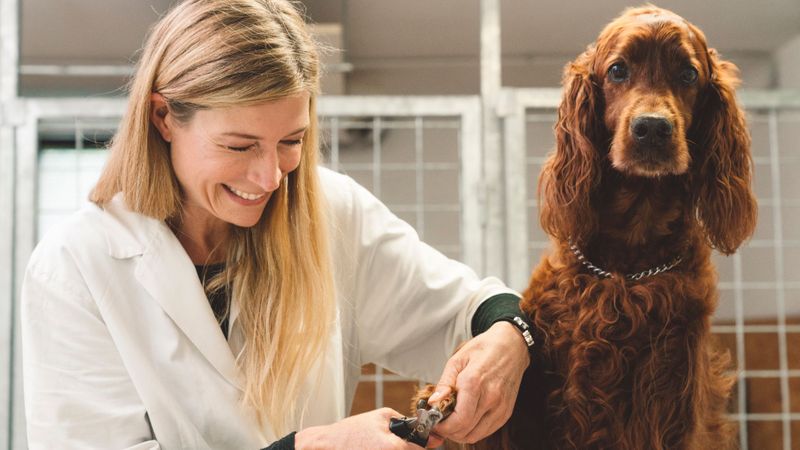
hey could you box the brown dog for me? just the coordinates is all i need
[416,5,756,450]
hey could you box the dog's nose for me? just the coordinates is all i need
[631,116,673,147]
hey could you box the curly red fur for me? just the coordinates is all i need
[463,6,756,450]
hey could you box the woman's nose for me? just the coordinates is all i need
[248,147,282,192]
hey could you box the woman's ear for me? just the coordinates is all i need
[150,93,173,143]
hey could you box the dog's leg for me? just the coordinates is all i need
[686,344,738,450]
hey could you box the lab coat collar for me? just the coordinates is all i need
[99,194,244,391]
[97,194,150,259]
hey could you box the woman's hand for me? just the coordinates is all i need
[428,321,530,444]
[295,407,441,449]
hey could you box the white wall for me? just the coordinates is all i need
[776,33,800,89]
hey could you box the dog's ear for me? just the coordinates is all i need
[539,46,604,245]
[689,49,757,255]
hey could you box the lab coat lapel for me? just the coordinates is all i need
[135,224,243,391]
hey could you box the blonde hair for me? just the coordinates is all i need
[92,0,335,434]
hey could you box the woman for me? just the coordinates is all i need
[21,0,531,448]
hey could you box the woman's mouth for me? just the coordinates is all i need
[223,184,267,204]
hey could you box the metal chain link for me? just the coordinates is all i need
[568,241,683,281]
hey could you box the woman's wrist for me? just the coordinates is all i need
[488,321,532,367]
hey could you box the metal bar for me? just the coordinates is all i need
[501,97,530,291]
[74,121,84,221]
[20,64,134,77]
[500,87,562,109]
[12,120,36,450]
[323,118,459,131]
[323,162,458,171]
[372,117,381,198]
[459,100,483,274]
[733,252,748,449]
[767,109,791,450]
[340,0,349,72]
[334,121,458,131]
[754,156,800,165]
[23,97,126,118]
[718,281,800,289]
[379,204,460,213]
[713,324,800,333]
[739,90,800,109]
[480,0,501,102]
[317,96,481,117]
[330,117,340,171]
[739,370,800,378]
[0,0,19,446]
[0,127,14,449]
[414,117,424,238]
[0,0,18,103]
[374,365,384,410]
[728,413,800,421]
[480,0,504,279]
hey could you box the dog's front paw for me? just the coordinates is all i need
[411,384,457,416]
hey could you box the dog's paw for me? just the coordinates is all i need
[411,384,457,416]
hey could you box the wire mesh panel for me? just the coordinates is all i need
[320,116,463,258]
[514,103,800,450]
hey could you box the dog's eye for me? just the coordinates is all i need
[607,63,629,83]
[680,67,698,85]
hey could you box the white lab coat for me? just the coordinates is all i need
[22,167,515,450]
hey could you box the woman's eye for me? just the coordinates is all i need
[607,63,629,83]
[226,144,255,152]
[679,67,698,85]
[281,139,303,147]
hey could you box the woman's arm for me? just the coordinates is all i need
[328,171,528,445]
[332,171,516,379]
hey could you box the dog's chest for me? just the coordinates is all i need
[540,283,697,366]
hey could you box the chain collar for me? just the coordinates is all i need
[568,241,683,281]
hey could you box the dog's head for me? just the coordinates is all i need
[598,7,709,177]
[540,5,756,254]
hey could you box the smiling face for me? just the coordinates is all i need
[152,93,310,231]
[596,9,710,178]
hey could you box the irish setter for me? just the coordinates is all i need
[418,6,757,450]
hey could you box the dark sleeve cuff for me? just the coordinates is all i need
[261,432,296,450]
[471,293,526,337]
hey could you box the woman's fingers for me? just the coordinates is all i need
[429,321,529,444]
